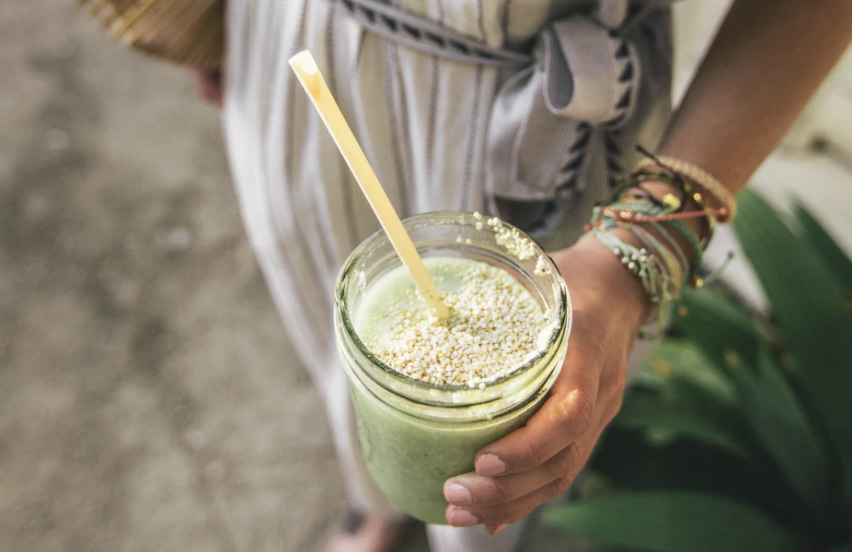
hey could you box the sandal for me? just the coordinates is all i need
[322,507,417,552]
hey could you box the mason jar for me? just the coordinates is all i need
[333,211,571,525]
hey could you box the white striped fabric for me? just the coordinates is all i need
[222,1,673,549]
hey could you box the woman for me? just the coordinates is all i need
[180,0,852,550]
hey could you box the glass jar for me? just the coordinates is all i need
[334,211,571,524]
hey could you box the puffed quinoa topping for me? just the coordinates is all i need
[361,259,552,387]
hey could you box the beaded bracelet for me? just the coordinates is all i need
[600,200,705,287]
[634,227,682,339]
[608,200,703,260]
[587,227,674,339]
[631,225,685,296]
[589,227,669,305]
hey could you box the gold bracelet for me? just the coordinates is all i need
[636,156,736,223]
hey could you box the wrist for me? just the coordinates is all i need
[552,237,652,336]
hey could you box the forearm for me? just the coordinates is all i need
[658,0,852,194]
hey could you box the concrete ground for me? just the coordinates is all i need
[1,2,850,552]
[0,2,399,551]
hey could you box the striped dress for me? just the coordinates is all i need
[221,0,673,546]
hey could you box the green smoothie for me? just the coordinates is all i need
[348,375,544,524]
[348,257,559,524]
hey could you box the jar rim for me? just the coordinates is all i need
[334,211,571,394]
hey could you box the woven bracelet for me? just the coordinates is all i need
[635,156,736,222]
[609,170,718,244]
[605,200,704,287]
[631,225,686,295]
[588,227,674,338]
[647,220,690,275]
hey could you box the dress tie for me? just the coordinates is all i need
[328,0,644,203]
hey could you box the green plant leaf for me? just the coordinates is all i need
[793,201,852,297]
[636,339,738,404]
[733,189,852,507]
[614,392,755,460]
[543,491,799,552]
[670,286,763,378]
[622,340,755,459]
[590,429,817,532]
[737,348,831,518]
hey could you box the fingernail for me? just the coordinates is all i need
[448,508,478,527]
[444,483,473,506]
[486,523,508,536]
[476,453,506,477]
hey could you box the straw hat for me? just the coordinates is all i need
[78,0,224,70]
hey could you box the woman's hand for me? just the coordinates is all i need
[186,66,224,107]
[442,234,651,533]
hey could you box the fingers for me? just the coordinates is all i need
[473,357,599,477]
[444,443,582,507]
[443,303,632,528]
[445,479,569,528]
[187,67,224,107]
[446,429,600,527]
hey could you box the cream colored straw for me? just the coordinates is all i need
[289,50,449,322]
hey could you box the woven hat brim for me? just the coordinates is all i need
[79,0,224,70]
